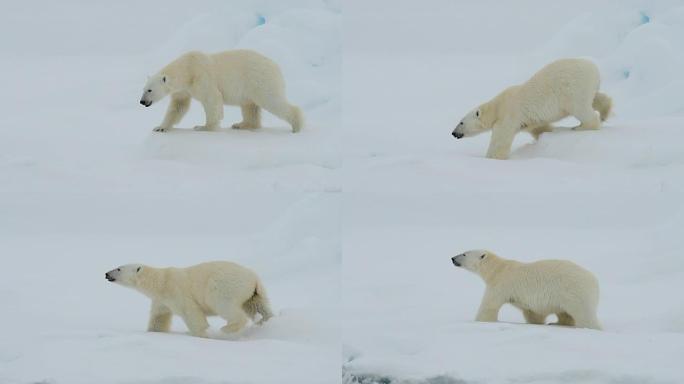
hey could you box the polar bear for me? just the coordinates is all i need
[139,50,303,133]
[451,250,601,330]
[451,58,612,159]
[105,261,273,338]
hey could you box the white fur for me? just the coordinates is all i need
[140,50,303,133]
[452,58,612,159]
[105,261,273,338]
[451,250,601,330]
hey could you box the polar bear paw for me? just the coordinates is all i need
[153,126,170,133]
[221,322,245,333]
[231,121,260,130]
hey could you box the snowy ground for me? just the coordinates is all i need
[0,1,341,383]
[3,1,684,383]
[342,1,684,383]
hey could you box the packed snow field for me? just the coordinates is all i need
[2,0,684,383]
[0,1,340,384]
[342,1,684,383]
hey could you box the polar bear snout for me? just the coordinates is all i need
[452,130,464,139]
[452,255,463,267]
[105,270,116,282]
[140,99,152,107]
[105,267,124,282]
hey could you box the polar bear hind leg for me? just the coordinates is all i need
[549,312,575,326]
[214,302,249,333]
[593,92,612,122]
[179,304,210,337]
[571,102,601,131]
[242,289,274,324]
[522,310,546,325]
[562,303,601,330]
[255,95,303,133]
[232,102,262,130]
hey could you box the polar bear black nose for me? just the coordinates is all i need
[140,100,146,106]
[452,131,464,139]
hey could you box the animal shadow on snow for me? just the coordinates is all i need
[150,126,295,136]
[345,373,468,384]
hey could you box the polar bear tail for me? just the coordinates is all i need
[242,280,274,324]
[593,92,612,122]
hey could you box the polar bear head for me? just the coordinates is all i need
[140,74,171,107]
[105,264,145,287]
[452,108,486,139]
[451,98,497,139]
[451,250,491,274]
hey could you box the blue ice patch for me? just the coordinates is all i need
[639,11,650,24]
[256,14,266,26]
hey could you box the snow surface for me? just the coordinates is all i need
[3,0,684,383]
[342,1,684,383]
[0,1,340,383]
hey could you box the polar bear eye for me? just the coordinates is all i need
[476,110,480,117]
[147,89,152,93]
[136,267,141,272]
[480,254,486,259]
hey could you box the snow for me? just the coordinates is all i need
[342,1,684,383]
[0,1,340,383]
[3,0,684,383]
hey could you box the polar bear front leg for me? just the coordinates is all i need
[475,290,503,322]
[194,88,223,132]
[147,301,173,332]
[179,304,210,338]
[154,92,191,132]
[486,122,517,160]
[525,123,553,140]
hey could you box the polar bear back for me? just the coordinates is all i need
[162,50,286,106]
[210,50,286,105]
[184,261,260,306]
[496,259,599,313]
[517,58,601,123]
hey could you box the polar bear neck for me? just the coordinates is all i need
[484,85,522,128]
[160,52,205,92]
[480,99,499,129]
[478,254,516,286]
[134,267,167,298]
